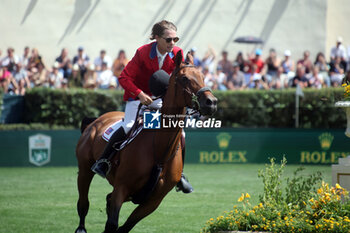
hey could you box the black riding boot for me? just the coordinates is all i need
[91,127,126,178]
[176,143,194,194]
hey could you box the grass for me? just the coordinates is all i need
[0,164,331,233]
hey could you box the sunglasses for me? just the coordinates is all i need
[162,37,179,43]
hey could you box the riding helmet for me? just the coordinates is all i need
[149,69,170,97]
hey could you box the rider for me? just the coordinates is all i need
[91,20,193,193]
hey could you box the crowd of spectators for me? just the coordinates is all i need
[0,46,127,95]
[195,36,350,91]
[1,37,349,95]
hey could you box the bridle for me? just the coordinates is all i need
[173,64,212,113]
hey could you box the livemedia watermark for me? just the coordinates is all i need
[143,110,221,129]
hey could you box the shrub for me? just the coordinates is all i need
[1,87,345,128]
[213,88,345,128]
[24,88,124,127]
[201,158,350,233]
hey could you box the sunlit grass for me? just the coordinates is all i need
[0,164,331,233]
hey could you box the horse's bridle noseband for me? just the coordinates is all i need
[174,64,213,113]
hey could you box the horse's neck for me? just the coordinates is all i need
[152,90,185,163]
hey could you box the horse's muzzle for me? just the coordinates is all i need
[199,94,217,116]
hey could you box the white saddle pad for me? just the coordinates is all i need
[102,119,144,151]
[102,120,123,142]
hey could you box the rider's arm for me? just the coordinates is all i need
[118,49,143,99]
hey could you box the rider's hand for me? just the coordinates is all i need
[138,91,153,105]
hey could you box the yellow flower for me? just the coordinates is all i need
[245,193,251,198]
[238,193,244,202]
[335,183,342,189]
[342,83,347,87]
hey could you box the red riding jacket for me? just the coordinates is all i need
[118,42,183,101]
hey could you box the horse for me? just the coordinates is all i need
[74,51,217,233]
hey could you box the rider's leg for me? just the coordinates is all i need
[91,100,140,178]
[176,131,194,193]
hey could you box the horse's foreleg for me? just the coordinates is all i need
[75,166,95,233]
[116,193,165,233]
[104,187,128,233]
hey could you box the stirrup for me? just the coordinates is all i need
[91,159,112,178]
[176,174,193,193]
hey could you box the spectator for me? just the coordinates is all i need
[83,64,97,89]
[227,62,245,90]
[234,51,248,73]
[13,63,31,95]
[29,62,47,87]
[290,65,309,88]
[203,66,216,89]
[297,50,313,74]
[94,49,112,71]
[112,49,129,78]
[1,47,19,74]
[314,52,330,86]
[217,50,232,76]
[213,65,227,90]
[97,62,116,89]
[0,66,14,93]
[49,62,65,89]
[201,46,216,73]
[264,48,280,82]
[28,48,45,71]
[245,64,268,89]
[329,56,345,86]
[270,66,284,89]
[307,66,324,89]
[189,47,201,67]
[73,46,90,77]
[55,48,72,78]
[330,36,347,71]
[281,50,295,79]
[108,77,118,90]
[247,49,265,75]
[20,46,30,68]
[68,64,83,88]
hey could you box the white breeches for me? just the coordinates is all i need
[122,98,163,134]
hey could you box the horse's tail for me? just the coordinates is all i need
[80,117,97,133]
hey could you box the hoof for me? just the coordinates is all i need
[75,226,87,233]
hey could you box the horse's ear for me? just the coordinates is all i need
[185,51,194,65]
[175,50,183,68]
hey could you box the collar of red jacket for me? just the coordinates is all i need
[149,42,175,60]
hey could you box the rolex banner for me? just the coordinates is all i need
[0,129,349,166]
[185,128,350,165]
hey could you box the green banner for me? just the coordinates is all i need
[185,128,350,165]
[0,128,349,167]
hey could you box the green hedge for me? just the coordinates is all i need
[7,87,346,128]
[212,88,345,128]
[24,88,124,127]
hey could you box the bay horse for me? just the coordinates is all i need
[74,51,217,233]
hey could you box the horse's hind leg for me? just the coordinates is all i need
[75,165,95,233]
